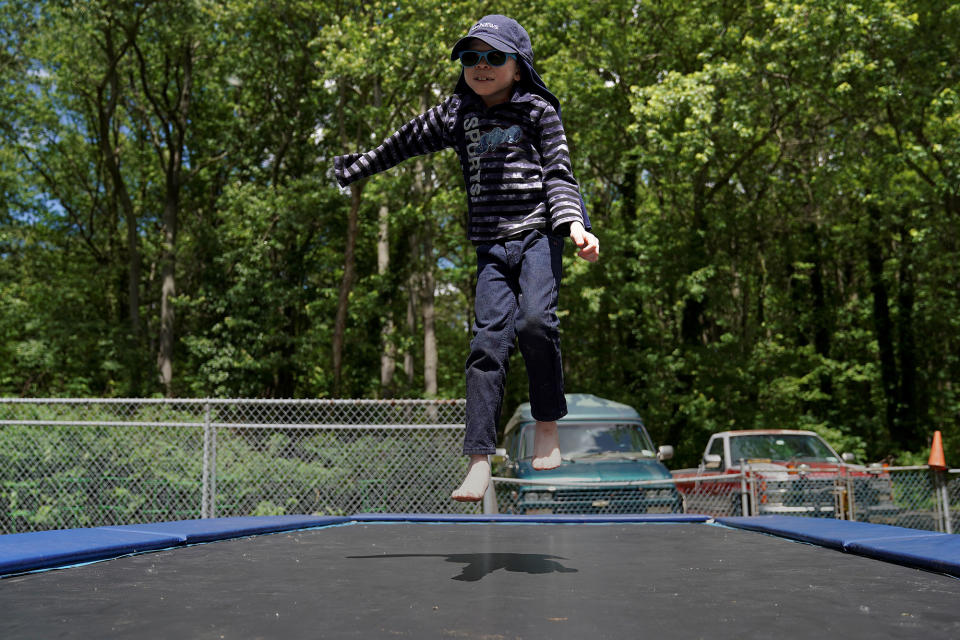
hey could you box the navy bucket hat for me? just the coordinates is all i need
[450,15,562,116]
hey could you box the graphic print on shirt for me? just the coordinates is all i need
[464,116,482,199]
[477,125,522,155]
[463,118,523,200]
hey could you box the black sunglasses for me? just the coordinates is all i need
[458,50,517,68]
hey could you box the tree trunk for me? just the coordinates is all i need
[405,285,416,386]
[378,203,397,397]
[668,190,709,448]
[130,26,195,396]
[155,38,194,396]
[411,138,438,397]
[866,205,899,445]
[126,207,142,348]
[421,226,438,397]
[156,129,187,396]
[94,24,142,389]
[157,183,178,393]
[621,154,639,219]
[808,224,833,403]
[895,219,920,449]
[405,239,418,387]
[332,182,362,395]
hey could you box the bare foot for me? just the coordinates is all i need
[532,421,562,470]
[451,455,491,502]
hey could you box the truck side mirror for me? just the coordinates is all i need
[842,452,855,463]
[703,453,722,469]
[657,445,674,461]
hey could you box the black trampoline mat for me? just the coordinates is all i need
[3,522,960,639]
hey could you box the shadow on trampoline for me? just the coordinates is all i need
[347,552,579,581]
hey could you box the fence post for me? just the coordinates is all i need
[201,402,215,519]
[209,403,217,519]
[482,457,498,515]
[831,476,842,519]
[940,473,953,534]
[844,467,856,521]
[930,470,953,535]
[929,430,949,534]
[946,475,955,535]
[739,460,751,516]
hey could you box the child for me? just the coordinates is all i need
[333,15,599,502]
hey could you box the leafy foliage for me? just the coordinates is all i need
[1,0,958,467]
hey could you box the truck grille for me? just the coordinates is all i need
[514,486,681,515]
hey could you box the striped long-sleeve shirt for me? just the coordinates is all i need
[333,88,589,244]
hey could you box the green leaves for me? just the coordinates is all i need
[1,0,958,464]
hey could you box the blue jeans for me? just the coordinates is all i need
[463,229,567,455]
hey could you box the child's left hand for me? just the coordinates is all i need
[569,221,600,262]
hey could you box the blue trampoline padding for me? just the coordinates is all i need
[102,515,352,544]
[1,516,352,577]
[845,535,960,576]
[0,528,182,576]
[351,513,711,524]
[716,515,944,550]
[717,515,960,577]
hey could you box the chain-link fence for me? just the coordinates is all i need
[667,465,956,531]
[1,398,474,534]
[670,472,749,517]
[897,467,960,533]
[2,398,957,534]
[489,467,957,533]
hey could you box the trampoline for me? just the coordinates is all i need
[3,514,960,639]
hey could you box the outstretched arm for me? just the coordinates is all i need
[334,97,456,188]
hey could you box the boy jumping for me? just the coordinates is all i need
[334,15,599,502]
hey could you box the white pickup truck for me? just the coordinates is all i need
[672,429,896,518]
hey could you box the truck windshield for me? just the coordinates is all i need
[521,422,657,460]
[729,434,839,463]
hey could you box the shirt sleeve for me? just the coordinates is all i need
[537,103,589,233]
[333,96,457,188]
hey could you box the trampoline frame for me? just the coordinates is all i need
[3,513,960,579]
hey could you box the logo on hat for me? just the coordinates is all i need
[472,22,499,31]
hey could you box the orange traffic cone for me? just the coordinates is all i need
[928,430,947,470]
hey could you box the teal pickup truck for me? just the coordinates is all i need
[492,394,681,515]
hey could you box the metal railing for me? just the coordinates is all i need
[2,398,956,534]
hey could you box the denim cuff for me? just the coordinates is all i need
[463,448,495,456]
[530,408,567,423]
